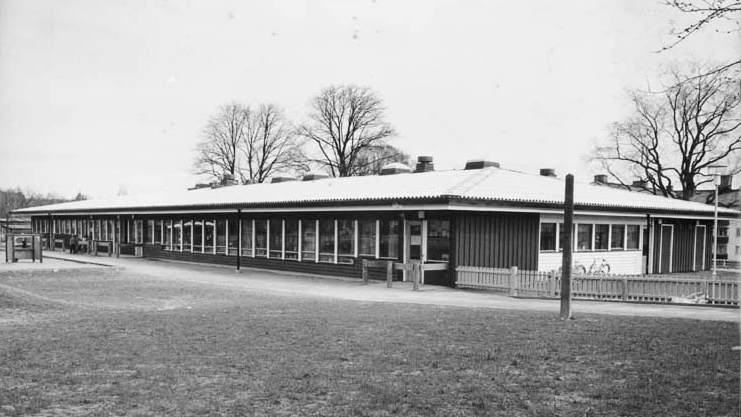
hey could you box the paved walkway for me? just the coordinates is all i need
[16,250,741,322]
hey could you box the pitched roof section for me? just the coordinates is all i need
[15,167,740,215]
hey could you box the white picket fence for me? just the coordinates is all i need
[455,266,739,306]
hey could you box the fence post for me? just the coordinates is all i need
[362,259,369,285]
[412,263,420,291]
[621,277,628,301]
[509,266,518,297]
[386,261,393,288]
[550,270,557,298]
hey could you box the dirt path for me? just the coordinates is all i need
[34,253,740,322]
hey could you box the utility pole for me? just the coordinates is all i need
[560,174,574,320]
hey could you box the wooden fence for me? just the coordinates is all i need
[455,266,738,306]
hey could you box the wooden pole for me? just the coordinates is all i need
[386,261,393,288]
[412,262,420,291]
[236,209,241,272]
[362,259,369,284]
[560,174,574,320]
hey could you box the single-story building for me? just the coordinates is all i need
[14,159,739,286]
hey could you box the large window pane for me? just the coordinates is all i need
[540,223,556,251]
[611,225,625,250]
[228,219,238,256]
[594,224,609,250]
[627,225,640,250]
[164,220,172,250]
[284,219,299,260]
[577,224,592,251]
[302,220,316,261]
[270,219,283,258]
[379,220,400,258]
[183,220,192,252]
[193,220,203,252]
[147,220,154,244]
[155,220,162,244]
[338,220,355,264]
[216,220,226,254]
[255,220,267,257]
[204,220,215,253]
[359,220,376,256]
[319,220,335,263]
[241,220,252,256]
[427,220,450,261]
[173,220,182,251]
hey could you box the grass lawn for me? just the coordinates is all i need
[0,268,738,416]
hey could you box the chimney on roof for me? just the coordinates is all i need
[270,174,297,183]
[464,160,500,170]
[720,174,733,192]
[414,156,434,173]
[380,162,413,175]
[632,179,648,189]
[539,168,556,177]
[593,174,608,184]
[301,170,330,181]
[221,173,238,186]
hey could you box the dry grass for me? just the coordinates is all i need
[0,268,738,416]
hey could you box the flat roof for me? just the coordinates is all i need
[14,167,740,217]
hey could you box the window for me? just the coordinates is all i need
[216,219,226,254]
[594,224,609,250]
[135,220,143,244]
[717,244,728,255]
[302,220,316,261]
[270,219,283,258]
[379,220,400,258]
[147,220,154,244]
[540,223,557,251]
[204,220,215,253]
[255,220,268,257]
[359,220,376,256]
[155,220,162,244]
[228,219,238,256]
[164,220,172,250]
[285,219,299,260]
[319,220,335,263]
[338,220,355,264]
[736,246,740,255]
[737,228,741,238]
[610,225,625,250]
[626,225,640,250]
[193,220,203,253]
[577,224,592,251]
[182,220,192,251]
[241,219,252,256]
[427,220,450,261]
[718,227,728,237]
[173,220,182,251]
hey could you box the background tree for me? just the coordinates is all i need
[193,102,249,184]
[0,188,68,219]
[352,142,411,176]
[298,85,396,177]
[241,104,307,184]
[591,64,741,199]
[663,1,741,75]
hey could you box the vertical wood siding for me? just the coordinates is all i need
[453,212,539,270]
[652,218,713,273]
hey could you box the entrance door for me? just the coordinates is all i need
[694,225,706,271]
[408,221,423,261]
[659,225,673,273]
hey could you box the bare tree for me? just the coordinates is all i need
[352,142,411,176]
[193,103,249,183]
[298,85,396,177]
[663,1,741,75]
[591,64,741,199]
[241,104,307,184]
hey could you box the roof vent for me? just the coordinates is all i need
[380,162,413,175]
[632,179,648,188]
[593,174,608,184]
[539,168,556,177]
[414,156,434,173]
[301,170,330,181]
[270,174,297,183]
[464,160,500,170]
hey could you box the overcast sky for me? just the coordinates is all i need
[0,0,738,199]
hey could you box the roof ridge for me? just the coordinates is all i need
[444,167,498,196]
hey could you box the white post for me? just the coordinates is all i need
[713,181,719,279]
[298,220,302,261]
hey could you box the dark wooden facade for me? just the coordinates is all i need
[651,218,713,273]
[452,211,540,271]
